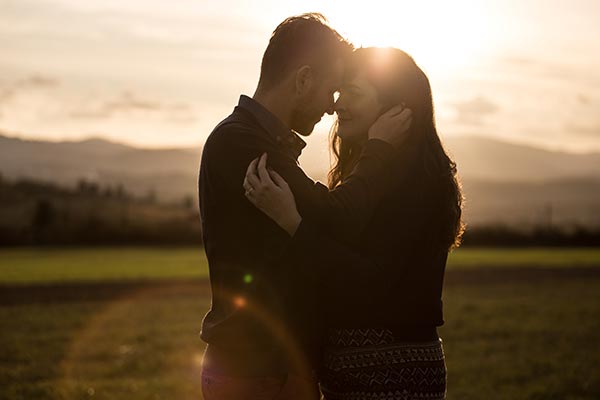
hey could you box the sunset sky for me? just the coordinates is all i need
[1,0,599,158]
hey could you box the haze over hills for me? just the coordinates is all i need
[444,136,600,182]
[0,133,202,203]
[1,132,599,227]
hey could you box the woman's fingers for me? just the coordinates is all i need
[257,153,275,186]
[389,109,413,130]
[384,103,406,117]
[246,172,261,190]
[245,157,259,180]
[268,169,288,188]
[244,190,258,206]
[394,108,412,120]
[243,153,279,199]
[245,159,261,190]
[244,153,286,204]
[243,176,257,193]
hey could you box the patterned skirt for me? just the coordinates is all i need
[319,328,447,400]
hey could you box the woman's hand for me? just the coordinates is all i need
[243,153,302,237]
[368,103,413,149]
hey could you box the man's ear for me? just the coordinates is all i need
[295,65,313,96]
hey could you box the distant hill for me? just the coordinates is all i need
[1,132,599,227]
[462,178,600,227]
[0,134,202,202]
[443,135,600,182]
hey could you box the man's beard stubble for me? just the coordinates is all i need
[290,100,318,137]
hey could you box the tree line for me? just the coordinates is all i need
[0,177,598,247]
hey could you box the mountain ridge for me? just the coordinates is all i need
[1,131,599,227]
[2,131,599,182]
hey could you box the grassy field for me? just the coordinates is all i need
[0,247,208,284]
[0,247,599,399]
[1,246,599,284]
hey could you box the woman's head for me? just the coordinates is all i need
[333,47,434,143]
[334,70,384,142]
[329,47,464,250]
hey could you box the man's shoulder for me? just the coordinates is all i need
[205,108,261,147]
[201,108,272,170]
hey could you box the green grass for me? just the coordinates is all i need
[0,283,209,400]
[1,277,599,399]
[440,279,600,399]
[0,247,599,284]
[0,247,599,399]
[0,247,208,284]
[447,247,600,269]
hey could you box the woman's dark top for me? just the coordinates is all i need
[287,149,451,340]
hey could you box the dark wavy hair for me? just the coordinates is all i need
[328,47,465,250]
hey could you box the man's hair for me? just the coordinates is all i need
[258,13,353,89]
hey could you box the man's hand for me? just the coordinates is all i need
[367,104,413,149]
[243,153,302,237]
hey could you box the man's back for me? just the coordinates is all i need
[199,97,314,376]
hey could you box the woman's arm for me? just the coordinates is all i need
[242,105,414,237]
[250,104,413,234]
[244,155,393,298]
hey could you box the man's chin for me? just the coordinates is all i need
[294,123,316,136]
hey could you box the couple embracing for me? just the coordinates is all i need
[198,13,464,400]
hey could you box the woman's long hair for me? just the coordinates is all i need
[328,47,465,249]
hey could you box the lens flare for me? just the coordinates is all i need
[233,296,247,308]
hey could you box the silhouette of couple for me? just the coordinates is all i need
[198,13,464,400]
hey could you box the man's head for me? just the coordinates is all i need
[256,13,353,136]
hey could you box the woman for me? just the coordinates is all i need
[245,47,464,399]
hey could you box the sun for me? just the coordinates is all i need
[322,1,495,75]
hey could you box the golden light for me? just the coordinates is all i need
[321,1,497,75]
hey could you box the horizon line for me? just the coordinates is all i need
[1,129,599,156]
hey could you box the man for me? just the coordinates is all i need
[198,13,412,399]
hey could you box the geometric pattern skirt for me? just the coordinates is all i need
[319,329,447,400]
